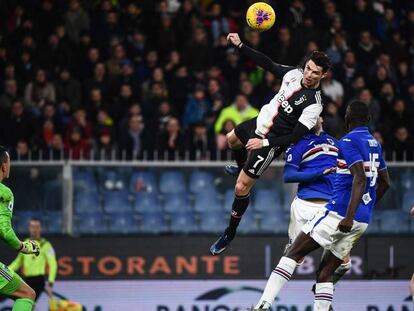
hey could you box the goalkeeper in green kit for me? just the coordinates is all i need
[0,146,40,311]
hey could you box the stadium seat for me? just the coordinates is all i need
[102,191,131,213]
[43,180,63,211]
[379,210,410,233]
[223,189,235,212]
[72,169,98,193]
[199,211,227,233]
[44,211,64,234]
[399,172,414,190]
[253,189,282,212]
[99,170,127,191]
[163,193,190,213]
[139,212,168,234]
[169,212,198,233]
[193,192,222,212]
[189,171,215,193]
[159,171,186,193]
[260,211,289,234]
[108,213,139,234]
[133,192,162,213]
[74,192,101,214]
[402,190,414,212]
[237,210,259,234]
[76,214,108,235]
[129,171,157,193]
[365,213,381,235]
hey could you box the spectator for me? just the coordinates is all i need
[106,44,126,78]
[182,85,211,128]
[84,63,108,99]
[55,68,82,110]
[14,140,30,160]
[386,126,414,161]
[321,70,344,106]
[64,126,89,160]
[44,133,65,160]
[0,100,35,149]
[358,88,381,130]
[186,122,216,160]
[24,69,56,114]
[184,27,213,71]
[214,94,258,134]
[355,31,379,74]
[323,102,344,138]
[65,108,92,143]
[119,115,145,160]
[334,50,360,86]
[156,117,184,160]
[208,3,230,43]
[0,79,19,112]
[94,127,116,160]
[64,0,90,44]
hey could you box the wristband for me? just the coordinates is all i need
[237,42,243,48]
[263,139,269,147]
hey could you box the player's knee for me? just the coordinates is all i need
[227,131,241,149]
[25,286,36,300]
[235,180,250,196]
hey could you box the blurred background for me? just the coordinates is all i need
[0,0,413,310]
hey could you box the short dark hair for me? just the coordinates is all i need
[30,217,42,223]
[0,146,8,164]
[307,51,331,73]
[347,100,369,125]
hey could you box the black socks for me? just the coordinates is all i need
[226,194,250,238]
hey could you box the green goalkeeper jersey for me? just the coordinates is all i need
[9,238,57,283]
[0,182,21,251]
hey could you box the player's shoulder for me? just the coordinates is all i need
[0,183,12,198]
[283,68,302,80]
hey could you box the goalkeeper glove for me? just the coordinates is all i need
[19,240,40,256]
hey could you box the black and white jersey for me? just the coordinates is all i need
[239,44,323,139]
[256,68,322,138]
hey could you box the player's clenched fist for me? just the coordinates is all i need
[227,33,242,47]
[337,217,353,233]
[19,240,40,256]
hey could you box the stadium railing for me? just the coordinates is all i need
[9,160,414,236]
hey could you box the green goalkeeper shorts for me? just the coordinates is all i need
[0,261,23,296]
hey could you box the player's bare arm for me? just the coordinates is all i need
[227,33,294,78]
[337,161,366,233]
[375,168,390,203]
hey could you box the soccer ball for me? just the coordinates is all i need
[246,2,276,32]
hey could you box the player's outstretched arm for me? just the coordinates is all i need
[227,33,294,79]
[337,161,366,233]
[0,216,23,251]
[375,168,390,204]
[0,216,40,255]
[283,165,336,183]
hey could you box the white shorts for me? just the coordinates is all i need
[288,197,327,245]
[302,208,368,260]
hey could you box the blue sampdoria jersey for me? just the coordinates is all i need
[285,132,338,200]
[326,127,387,224]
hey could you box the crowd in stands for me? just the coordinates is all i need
[0,0,413,161]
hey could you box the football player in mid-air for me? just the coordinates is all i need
[0,146,41,311]
[252,101,390,310]
[210,33,331,255]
